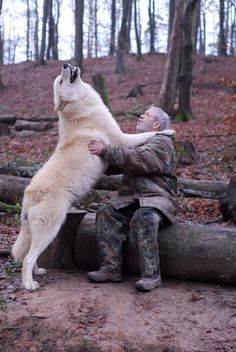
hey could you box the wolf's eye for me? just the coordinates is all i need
[60,79,63,85]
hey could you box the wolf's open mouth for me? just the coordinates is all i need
[70,66,78,83]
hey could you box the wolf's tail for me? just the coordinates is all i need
[12,220,31,262]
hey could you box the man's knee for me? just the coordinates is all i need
[96,203,114,220]
[131,207,161,226]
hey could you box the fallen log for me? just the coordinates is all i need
[97,176,228,199]
[0,174,229,205]
[0,175,30,204]
[14,119,53,132]
[0,165,41,177]
[75,213,236,285]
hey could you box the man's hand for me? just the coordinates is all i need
[88,140,105,156]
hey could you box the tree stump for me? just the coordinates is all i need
[175,141,197,165]
[220,176,236,223]
[125,85,144,98]
[92,73,111,110]
[0,123,11,136]
[38,209,87,269]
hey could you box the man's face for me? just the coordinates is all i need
[136,108,160,133]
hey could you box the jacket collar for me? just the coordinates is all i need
[155,129,176,140]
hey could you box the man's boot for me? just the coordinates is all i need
[135,274,161,292]
[87,266,122,283]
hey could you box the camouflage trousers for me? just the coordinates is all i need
[96,203,164,277]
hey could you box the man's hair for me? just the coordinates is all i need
[150,106,170,131]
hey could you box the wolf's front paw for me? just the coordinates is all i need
[34,268,47,276]
[24,281,40,290]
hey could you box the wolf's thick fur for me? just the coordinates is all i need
[12,64,156,290]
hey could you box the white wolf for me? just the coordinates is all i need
[12,63,156,290]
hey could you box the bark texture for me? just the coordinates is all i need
[159,0,184,116]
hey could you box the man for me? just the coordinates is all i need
[87,106,178,291]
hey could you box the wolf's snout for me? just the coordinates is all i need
[63,63,69,69]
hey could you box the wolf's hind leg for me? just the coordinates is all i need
[33,263,47,276]
[22,204,67,290]
[22,224,61,290]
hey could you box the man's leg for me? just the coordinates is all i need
[129,207,163,291]
[87,203,133,283]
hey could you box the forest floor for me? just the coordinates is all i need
[0,53,236,351]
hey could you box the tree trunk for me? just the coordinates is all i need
[26,0,30,61]
[46,0,58,60]
[167,0,175,49]
[94,0,98,57]
[53,0,60,60]
[199,3,206,55]
[178,0,199,121]
[218,0,227,56]
[134,0,142,59]
[126,0,132,53]
[230,4,236,56]
[159,0,184,116]
[109,0,116,56]
[74,213,236,285]
[34,0,39,61]
[148,0,156,53]
[87,0,93,58]
[39,0,49,65]
[115,0,130,74]
[191,0,200,54]
[74,0,84,72]
[0,174,228,205]
[0,0,4,90]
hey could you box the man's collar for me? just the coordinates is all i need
[155,129,176,139]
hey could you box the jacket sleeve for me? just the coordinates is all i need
[100,136,173,175]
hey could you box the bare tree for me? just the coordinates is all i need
[0,0,4,65]
[159,0,184,116]
[39,0,49,64]
[126,0,132,52]
[26,0,30,61]
[46,0,59,60]
[230,3,236,55]
[191,0,200,54]
[218,0,227,55]
[94,0,98,57]
[115,0,130,74]
[87,0,93,58]
[199,1,206,54]
[134,0,142,59]
[178,0,200,120]
[167,0,175,49]
[109,0,116,55]
[148,0,155,53]
[34,0,39,61]
[0,0,4,90]
[74,0,84,71]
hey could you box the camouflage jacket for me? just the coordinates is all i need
[100,130,178,224]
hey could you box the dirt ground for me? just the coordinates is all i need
[1,260,236,352]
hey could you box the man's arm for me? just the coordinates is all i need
[88,138,173,175]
